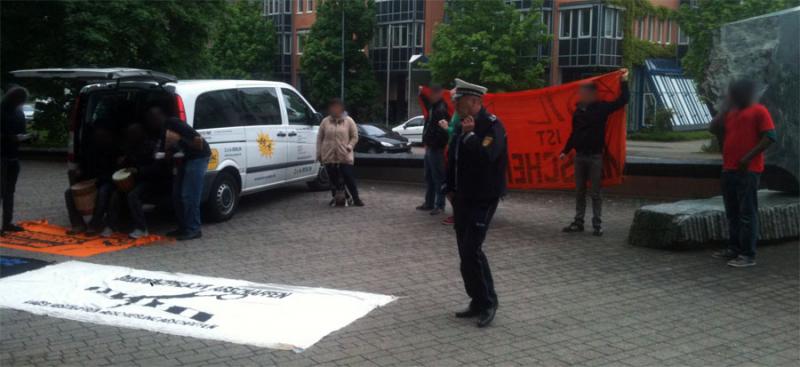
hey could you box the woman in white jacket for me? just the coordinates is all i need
[316,99,363,206]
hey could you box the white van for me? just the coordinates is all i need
[11,68,327,222]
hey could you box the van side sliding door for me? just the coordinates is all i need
[193,89,247,182]
[239,87,289,189]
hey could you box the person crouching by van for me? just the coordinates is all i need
[144,106,210,241]
[316,98,363,207]
[112,124,163,239]
[65,120,119,236]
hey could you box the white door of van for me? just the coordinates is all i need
[239,87,288,189]
[281,88,318,181]
[191,89,247,177]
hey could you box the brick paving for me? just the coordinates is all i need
[1,160,798,367]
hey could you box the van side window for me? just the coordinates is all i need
[282,89,315,125]
[238,88,282,125]
[194,89,242,129]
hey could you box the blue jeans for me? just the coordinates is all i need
[721,171,760,259]
[174,157,209,235]
[424,147,446,209]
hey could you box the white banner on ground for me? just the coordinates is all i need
[0,261,394,351]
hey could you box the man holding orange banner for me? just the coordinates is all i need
[560,69,629,237]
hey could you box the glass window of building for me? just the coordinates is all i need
[666,21,672,44]
[297,0,304,14]
[283,34,291,54]
[603,8,614,38]
[297,30,309,54]
[648,16,655,41]
[615,10,623,39]
[560,11,572,38]
[415,23,424,47]
[578,8,591,38]
[656,19,662,43]
[678,26,689,45]
[307,0,313,13]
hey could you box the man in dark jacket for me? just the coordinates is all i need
[0,86,34,234]
[144,106,210,241]
[417,85,451,215]
[443,78,507,328]
[560,69,629,236]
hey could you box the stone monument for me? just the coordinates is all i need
[703,6,800,193]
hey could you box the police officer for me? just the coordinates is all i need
[443,79,508,328]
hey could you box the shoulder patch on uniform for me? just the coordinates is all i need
[482,136,494,147]
[488,114,497,121]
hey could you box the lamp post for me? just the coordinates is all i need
[407,54,423,120]
[340,1,345,103]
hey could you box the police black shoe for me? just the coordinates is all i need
[592,227,603,236]
[455,307,481,318]
[416,204,433,211]
[562,222,583,233]
[477,307,497,328]
[353,198,364,207]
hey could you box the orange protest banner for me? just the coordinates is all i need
[0,220,169,257]
[420,71,626,190]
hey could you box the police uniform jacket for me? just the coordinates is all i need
[445,107,508,202]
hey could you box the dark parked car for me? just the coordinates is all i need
[355,124,411,154]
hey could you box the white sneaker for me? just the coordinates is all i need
[100,227,113,238]
[128,229,149,239]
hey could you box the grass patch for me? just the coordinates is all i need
[628,129,712,142]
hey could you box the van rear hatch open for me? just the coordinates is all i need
[10,68,177,84]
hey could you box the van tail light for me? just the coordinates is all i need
[67,95,80,169]
[175,94,187,122]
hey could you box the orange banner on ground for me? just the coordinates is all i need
[422,71,626,190]
[0,220,168,257]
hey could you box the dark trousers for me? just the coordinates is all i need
[174,157,209,235]
[111,182,151,232]
[1,159,20,227]
[325,163,359,200]
[574,153,602,228]
[65,182,114,230]
[424,147,446,209]
[453,195,499,311]
[721,171,760,259]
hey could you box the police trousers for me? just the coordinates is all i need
[453,194,499,311]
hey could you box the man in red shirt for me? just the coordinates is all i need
[710,80,776,268]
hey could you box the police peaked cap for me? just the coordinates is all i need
[453,78,488,99]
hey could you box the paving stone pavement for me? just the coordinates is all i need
[1,160,798,367]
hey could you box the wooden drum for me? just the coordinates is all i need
[70,179,97,216]
[113,168,136,193]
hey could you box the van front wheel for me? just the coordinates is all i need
[204,171,239,222]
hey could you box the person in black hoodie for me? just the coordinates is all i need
[0,86,34,234]
[443,78,507,328]
[65,120,120,236]
[112,124,165,239]
[417,85,451,215]
[560,69,629,236]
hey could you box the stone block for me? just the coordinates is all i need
[628,190,799,248]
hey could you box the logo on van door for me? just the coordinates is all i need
[257,132,274,158]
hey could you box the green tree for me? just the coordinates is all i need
[428,0,549,92]
[677,0,799,80]
[208,0,277,79]
[300,0,380,120]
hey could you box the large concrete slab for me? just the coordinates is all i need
[629,190,800,248]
